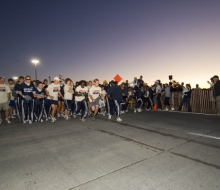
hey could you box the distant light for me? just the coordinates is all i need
[13,76,18,80]
[32,59,39,64]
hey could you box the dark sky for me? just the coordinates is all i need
[1,0,220,87]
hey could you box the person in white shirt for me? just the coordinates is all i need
[89,79,102,120]
[73,80,88,122]
[64,78,74,120]
[99,85,107,116]
[46,77,64,123]
[0,76,11,124]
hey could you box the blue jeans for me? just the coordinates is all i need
[178,97,192,112]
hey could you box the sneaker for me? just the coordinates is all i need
[137,108,142,112]
[51,118,56,123]
[5,118,11,124]
[82,118,85,122]
[77,113,81,115]
[108,115,112,120]
[134,109,137,113]
[65,115,69,120]
[92,116,95,121]
[57,114,61,118]
[11,115,16,119]
[73,114,76,119]
[45,118,48,121]
[54,117,57,121]
[88,112,91,116]
[23,120,28,124]
[103,112,105,116]
[121,111,125,114]
[98,112,102,115]
[171,107,174,111]
[48,117,51,120]
[165,108,168,111]
[40,119,43,122]
[29,120,32,124]
[116,117,122,122]
[125,109,128,112]
[35,119,38,122]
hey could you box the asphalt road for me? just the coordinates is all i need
[0,110,220,190]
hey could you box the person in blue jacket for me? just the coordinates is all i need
[19,75,36,124]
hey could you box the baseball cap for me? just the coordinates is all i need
[54,77,60,81]
[213,75,219,78]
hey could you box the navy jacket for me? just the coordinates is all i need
[20,82,36,99]
[108,85,123,102]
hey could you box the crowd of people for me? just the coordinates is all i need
[0,74,219,125]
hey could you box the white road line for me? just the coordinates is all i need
[188,133,220,140]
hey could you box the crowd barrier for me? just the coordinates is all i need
[129,90,217,114]
[164,90,217,114]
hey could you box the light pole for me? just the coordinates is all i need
[31,60,39,80]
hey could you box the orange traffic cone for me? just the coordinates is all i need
[153,104,157,111]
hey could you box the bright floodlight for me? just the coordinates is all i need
[32,59,39,64]
[13,76,18,80]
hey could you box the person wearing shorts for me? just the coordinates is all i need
[8,78,16,118]
[89,79,102,120]
[46,77,64,123]
[64,78,74,120]
[0,76,11,124]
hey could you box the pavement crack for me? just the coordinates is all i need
[97,117,190,141]
[96,129,164,151]
[66,152,164,190]
[169,152,220,169]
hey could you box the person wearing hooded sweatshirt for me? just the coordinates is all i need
[178,84,192,112]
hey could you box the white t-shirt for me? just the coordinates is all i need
[75,86,88,101]
[0,84,11,103]
[64,85,73,100]
[100,89,107,102]
[8,84,15,100]
[47,83,60,101]
[89,86,101,102]
[156,85,161,93]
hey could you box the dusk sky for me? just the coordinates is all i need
[1,0,220,88]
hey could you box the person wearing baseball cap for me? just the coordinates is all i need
[46,77,64,122]
[213,75,220,115]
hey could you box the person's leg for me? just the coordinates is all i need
[34,101,39,121]
[21,100,28,123]
[187,98,192,112]
[81,101,88,121]
[114,100,122,121]
[51,104,57,118]
[73,101,81,118]
[157,94,162,109]
[28,100,34,122]
[178,98,185,111]
[61,101,65,116]
[106,97,110,115]
[38,101,44,122]
[57,101,61,116]
[216,96,220,114]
